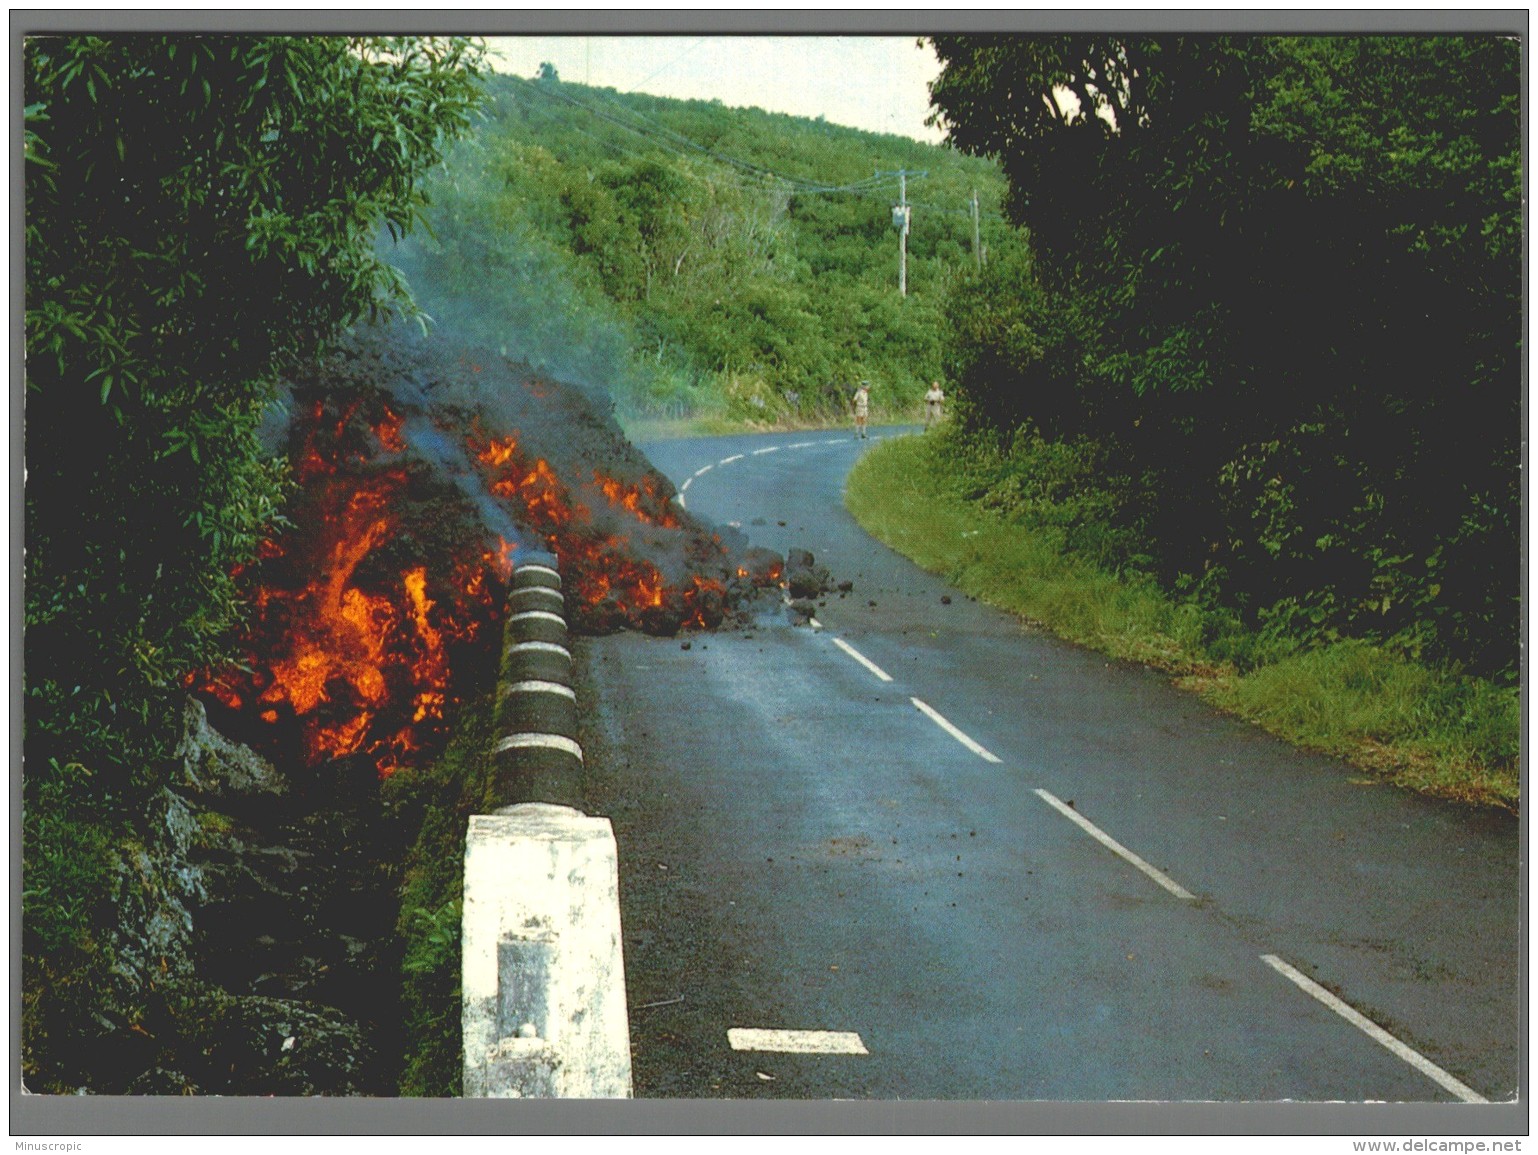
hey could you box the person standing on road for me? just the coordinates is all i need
[924,380,945,430]
[852,380,871,439]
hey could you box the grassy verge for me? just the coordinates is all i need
[846,434,1520,811]
[618,411,908,443]
[382,688,501,1096]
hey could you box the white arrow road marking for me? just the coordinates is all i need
[911,697,1001,762]
[728,1029,869,1055]
[1034,790,1196,901]
[1260,954,1488,1103]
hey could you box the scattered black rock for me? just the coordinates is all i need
[784,548,834,599]
[941,595,952,605]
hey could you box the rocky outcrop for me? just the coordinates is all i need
[65,698,396,1095]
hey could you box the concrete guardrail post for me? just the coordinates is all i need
[462,550,633,1098]
[462,803,631,1098]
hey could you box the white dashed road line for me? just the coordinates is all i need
[911,697,1002,763]
[728,1029,869,1055]
[679,434,874,504]
[673,432,1486,1102]
[832,637,893,682]
[1260,954,1488,1103]
[1033,789,1196,901]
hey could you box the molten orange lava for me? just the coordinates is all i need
[193,398,505,777]
[593,471,680,528]
[373,406,406,453]
[467,425,724,630]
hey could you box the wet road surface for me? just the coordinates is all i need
[578,429,1520,1103]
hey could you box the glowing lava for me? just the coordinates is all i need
[191,396,504,777]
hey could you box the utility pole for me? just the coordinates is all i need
[878,168,925,297]
[970,188,982,273]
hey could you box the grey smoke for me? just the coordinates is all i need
[392,370,530,549]
[378,148,646,407]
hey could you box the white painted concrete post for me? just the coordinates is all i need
[462,803,633,1098]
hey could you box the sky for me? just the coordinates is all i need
[483,36,949,145]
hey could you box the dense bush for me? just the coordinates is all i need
[23,34,486,1081]
[929,35,1521,678]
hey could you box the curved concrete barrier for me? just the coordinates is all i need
[501,680,580,736]
[500,639,573,685]
[464,552,632,1098]
[491,555,583,809]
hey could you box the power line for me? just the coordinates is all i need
[493,73,1010,289]
[634,37,708,90]
[571,84,1010,219]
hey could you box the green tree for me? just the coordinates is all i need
[927,34,1521,675]
[400,72,1000,417]
[23,35,485,1082]
[25,34,485,767]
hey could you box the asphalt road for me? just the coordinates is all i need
[578,427,1520,1103]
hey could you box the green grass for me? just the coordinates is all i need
[382,688,501,1096]
[846,434,1520,811]
[618,411,905,443]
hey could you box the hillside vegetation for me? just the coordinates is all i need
[398,69,1009,427]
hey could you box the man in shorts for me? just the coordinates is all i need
[924,380,945,430]
[852,380,871,439]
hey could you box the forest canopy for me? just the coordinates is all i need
[926,34,1522,678]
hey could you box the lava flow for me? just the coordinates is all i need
[190,325,783,780]
[191,393,506,777]
[467,427,731,633]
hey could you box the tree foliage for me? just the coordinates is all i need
[928,34,1521,676]
[21,34,486,1009]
